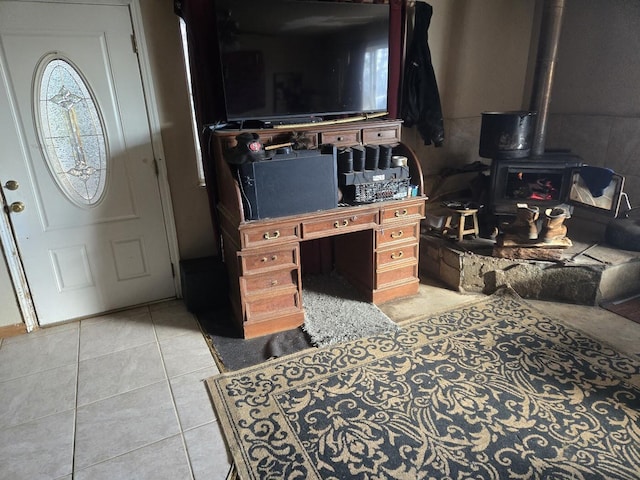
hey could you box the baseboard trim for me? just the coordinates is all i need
[0,323,28,339]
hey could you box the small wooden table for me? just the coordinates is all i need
[442,208,480,241]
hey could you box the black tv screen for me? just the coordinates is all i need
[213,0,390,123]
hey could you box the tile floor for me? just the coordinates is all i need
[1,279,639,479]
[0,300,232,480]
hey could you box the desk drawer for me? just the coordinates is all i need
[376,243,418,268]
[244,288,300,322]
[320,129,361,147]
[376,262,418,289]
[240,222,300,249]
[240,269,297,295]
[376,222,419,248]
[380,202,425,224]
[239,245,298,275]
[302,211,378,239]
[362,125,401,145]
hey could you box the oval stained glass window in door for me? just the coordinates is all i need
[35,56,107,207]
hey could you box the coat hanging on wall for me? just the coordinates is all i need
[401,1,444,147]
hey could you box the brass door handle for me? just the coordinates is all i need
[391,251,404,260]
[390,230,404,239]
[394,209,408,217]
[9,202,25,213]
[334,219,349,228]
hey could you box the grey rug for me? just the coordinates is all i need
[301,272,400,347]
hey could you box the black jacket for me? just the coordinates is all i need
[401,2,444,147]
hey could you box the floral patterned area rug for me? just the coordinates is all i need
[206,287,640,480]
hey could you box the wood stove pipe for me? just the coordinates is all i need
[529,0,566,157]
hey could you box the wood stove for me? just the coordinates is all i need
[488,152,582,215]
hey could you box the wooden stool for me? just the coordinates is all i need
[442,209,479,241]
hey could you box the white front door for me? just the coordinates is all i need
[0,1,176,325]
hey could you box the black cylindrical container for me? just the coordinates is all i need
[352,146,365,171]
[365,145,379,170]
[479,111,537,159]
[378,145,393,170]
[337,148,353,174]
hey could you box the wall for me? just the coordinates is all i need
[4,0,636,326]
[402,0,537,182]
[545,0,640,213]
[138,0,217,259]
[405,0,640,218]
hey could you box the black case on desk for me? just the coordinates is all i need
[236,148,338,220]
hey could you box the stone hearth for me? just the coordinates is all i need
[419,218,640,306]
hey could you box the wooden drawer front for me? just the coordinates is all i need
[302,211,378,239]
[380,202,425,224]
[362,125,401,145]
[241,223,300,249]
[376,223,419,248]
[245,289,300,322]
[376,262,418,289]
[239,245,298,275]
[241,269,297,295]
[376,243,418,268]
[320,129,361,147]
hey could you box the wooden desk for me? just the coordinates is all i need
[210,119,426,338]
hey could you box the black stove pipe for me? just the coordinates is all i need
[529,0,566,157]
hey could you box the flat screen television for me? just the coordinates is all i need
[211,0,390,125]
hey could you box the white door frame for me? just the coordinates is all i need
[0,0,182,330]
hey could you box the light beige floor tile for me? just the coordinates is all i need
[74,381,180,470]
[184,421,232,480]
[73,435,191,480]
[0,327,78,382]
[1,321,78,346]
[77,342,166,406]
[81,306,150,325]
[151,303,201,341]
[169,366,219,431]
[0,410,75,480]
[79,311,156,361]
[149,299,184,312]
[381,278,484,323]
[160,330,216,378]
[0,364,76,430]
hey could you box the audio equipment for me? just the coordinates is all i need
[237,149,338,220]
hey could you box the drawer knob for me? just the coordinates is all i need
[263,230,280,240]
[334,219,349,228]
[260,255,278,262]
[271,280,279,286]
[394,209,408,217]
[391,230,404,239]
[391,251,404,260]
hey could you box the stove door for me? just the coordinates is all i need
[568,166,626,218]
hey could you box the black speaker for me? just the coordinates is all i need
[236,148,338,220]
[365,145,379,170]
[352,146,365,171]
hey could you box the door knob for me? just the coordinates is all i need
[4,180,19,190]
[9,202,25,213]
